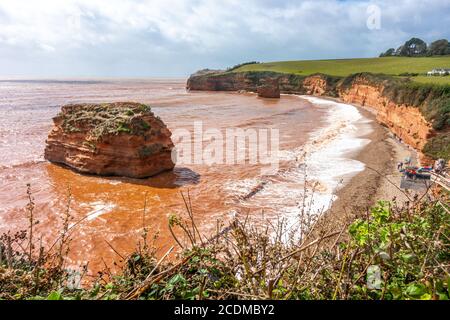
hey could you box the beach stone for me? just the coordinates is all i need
[44,102,175,178]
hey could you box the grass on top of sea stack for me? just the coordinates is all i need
[234,56,450,84]
[59,102,154,141]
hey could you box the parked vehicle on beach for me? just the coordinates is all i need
[402,166,432,180]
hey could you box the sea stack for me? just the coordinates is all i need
[44,102,175,178]
[257,78,280,98]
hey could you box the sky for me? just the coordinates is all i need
[0,0,449,78]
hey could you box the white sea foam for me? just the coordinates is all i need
[297,96,372,214]
[80,201,116,222]
[223,95,373,231]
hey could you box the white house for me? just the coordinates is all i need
[427,68,450,76]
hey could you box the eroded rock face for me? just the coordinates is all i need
[187,71,257,92]
[44,102,175,178]
[302,75,328,95]
[285,74,437,165]
[186,71,338,96]
[186,70,447,165]
[336,77,434,163]
[257,78,280,98]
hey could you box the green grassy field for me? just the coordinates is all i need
[235,56,450,84]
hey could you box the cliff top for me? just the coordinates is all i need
[191,69,225,77]
[231,56,450,85]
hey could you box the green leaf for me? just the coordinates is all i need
[105,283,114,290]
[405,283,426,298]
[401,253,418,263]
[46,291,63,300]
[447,276,450,294]
[420,293,432,300]
[168,274,187,286]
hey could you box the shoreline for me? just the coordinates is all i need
[220,92,422,225]
[325,98,421,224]
[296,96,373,215]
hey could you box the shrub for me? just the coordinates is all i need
[398,72,419,77]
[227,61,260,72]
[423,133,450,160]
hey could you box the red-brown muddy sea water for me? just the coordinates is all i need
[0,79,370,275]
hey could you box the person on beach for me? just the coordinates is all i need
[404,157,411,166]
[434,159,446,173]
[397,162,403,171]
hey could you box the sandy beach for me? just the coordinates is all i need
[327,103,424,224]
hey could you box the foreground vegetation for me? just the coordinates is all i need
[1,186,448,300]
[234,56,450,84]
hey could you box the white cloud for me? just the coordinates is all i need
[0,0,449,77]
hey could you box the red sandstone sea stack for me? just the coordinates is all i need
[257,78,280,98]
[44,102,175,178]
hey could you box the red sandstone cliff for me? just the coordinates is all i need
[303,75,436,164]
[257,78,281,98]
[337,78,434,162]
[187,71,304,93]
[45,102,175,178]
[187,71,442,165]
[302,75,329,96]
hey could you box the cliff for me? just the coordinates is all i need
[187,70,339,96]
[187,71,449,164]
[257,78,281,98]
[336,74,449,164]
[45,102,175,178]
[336,76,434,163]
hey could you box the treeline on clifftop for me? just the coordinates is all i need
[226,61,260,72]
[380,37,450,57]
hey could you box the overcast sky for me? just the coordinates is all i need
[0,0,449,78]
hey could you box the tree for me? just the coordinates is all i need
[428,39,450,56]
[399,38,427,56]
[395,45,404,56]
[379,48,395,57]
